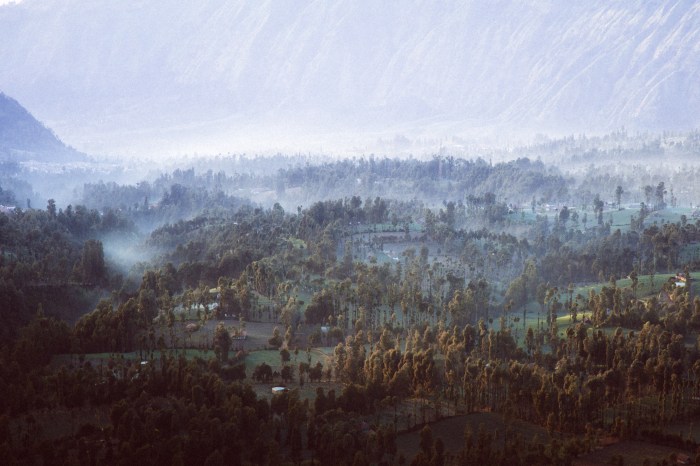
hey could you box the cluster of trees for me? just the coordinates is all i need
[274,156,570,207]
[3,279,699,464]
[82,173,251,230]
[79,156,570,216]
[0,340,278,464]
[0,200,133,339]
[3,144,700,464]
[133,191,700,355]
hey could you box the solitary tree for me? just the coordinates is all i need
[629,270,639,298]
[655,182,666,210]
[269,327,283,348]
[615,186,623,210]
[593,194,604,225]
[213,322,231,362]
[559,206,570,226]
[47,199,57,218]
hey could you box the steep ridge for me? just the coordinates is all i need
[0,92,84,162]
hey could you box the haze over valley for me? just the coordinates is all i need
[1,0,699,156]
[2,2,700,465]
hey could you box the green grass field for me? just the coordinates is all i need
[571,273,678,298]
[243,347,330,373]
[52,346,332,382]
[517,206,694,234]
[499,270,699,347]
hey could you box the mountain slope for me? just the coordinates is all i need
[0,0,698,155]
[0,92,84,162]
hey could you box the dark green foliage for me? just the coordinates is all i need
[11,309,71,369]
[0,201,133,337]
[305,289,335,324]
[213,322,231,362]
[78,239,106,285]
[4,148,700,465]
[253,362,273,382]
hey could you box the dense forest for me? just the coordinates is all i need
[2,136,700,465]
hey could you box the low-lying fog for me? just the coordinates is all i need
[3,125,699,280]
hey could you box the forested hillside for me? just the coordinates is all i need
[2,0,699,462]
[2,146,700,464]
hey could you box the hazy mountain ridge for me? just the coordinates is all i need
[0,92,84,162]
[0,0,698,155]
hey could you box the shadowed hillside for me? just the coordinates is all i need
[0,92,85,162]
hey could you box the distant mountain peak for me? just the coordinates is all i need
[0,92,85,162]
